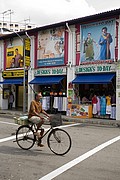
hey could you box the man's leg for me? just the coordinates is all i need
[29,116,46,147]
[9,103,11,109]
[29,116,40,130]
[36,120,45,147]
[40,128,44,137]
[36,119,44,132]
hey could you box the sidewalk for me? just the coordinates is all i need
[0,109,120,127]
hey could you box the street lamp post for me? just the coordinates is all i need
[23,40,26,113]
[23,32,32,113]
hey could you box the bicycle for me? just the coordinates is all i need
[14,116,72,156]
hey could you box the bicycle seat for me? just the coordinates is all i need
[27,119,34,125]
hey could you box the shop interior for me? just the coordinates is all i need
[2,84,28,110]
[72,75,116,119]
[32,77,67,114]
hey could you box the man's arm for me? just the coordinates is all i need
[42,109,50,118]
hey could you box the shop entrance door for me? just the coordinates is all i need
[17,86,23,108]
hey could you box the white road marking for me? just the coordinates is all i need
[0,135,16,143]
[0,121,18,126]
[0,123,80,143]
[0,121,18,143]
[55,123,81,129]
[0,120,80,128]
[39,135,120,180]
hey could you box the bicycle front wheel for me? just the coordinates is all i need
[47,128,72,155]
[16,125,35,150]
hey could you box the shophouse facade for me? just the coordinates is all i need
[0,33,31,110]
[0,8,120,120]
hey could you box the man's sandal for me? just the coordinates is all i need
[37,143,44,147]
[37,138,44,147]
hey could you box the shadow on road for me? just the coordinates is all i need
[0,145,55,157]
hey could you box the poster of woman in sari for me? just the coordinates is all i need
[80,19,115,64]
[83,32,98,61]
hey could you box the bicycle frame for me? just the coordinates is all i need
[31,123,55,140]
[15,122,72,155]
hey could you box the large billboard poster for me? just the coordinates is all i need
[6,38,30,69]
[37,27,65,67]
[80,19,115,64]
[6,46,23,69]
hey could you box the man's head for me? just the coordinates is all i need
[15,48,19,54]
[102,27,107,35]
[35,92,42,101]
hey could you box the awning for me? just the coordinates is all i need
[0,78,23,84]
[72,73,115,84]
[29,75,64,85]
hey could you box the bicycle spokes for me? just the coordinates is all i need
[47,128,72,156]
[16,125,35,150]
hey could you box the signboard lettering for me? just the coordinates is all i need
[76,64,116,74]
[34,67,66,76]
[2,70,27,78]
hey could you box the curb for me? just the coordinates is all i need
[61,115,120,127]
[0,111,120,127]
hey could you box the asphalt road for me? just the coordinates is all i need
[0,117,120,180]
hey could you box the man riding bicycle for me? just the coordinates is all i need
[28,92,50,147]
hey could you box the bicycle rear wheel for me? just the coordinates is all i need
[47,128,72,155]
[16,125,35,150]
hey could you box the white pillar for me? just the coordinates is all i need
[0,41,6,109]
[28,36,35,111]
[116,62,120,120]
[118,16,120,60]
[67,26,76,99]
[116,16,120,120]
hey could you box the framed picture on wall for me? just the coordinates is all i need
[3,88,10,99]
